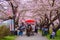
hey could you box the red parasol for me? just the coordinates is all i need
[25,20,35,23]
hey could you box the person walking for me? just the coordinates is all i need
[35,25,38,34]
[50,28,56,39]
[50,31,55,39]
[26,24,32,36]
[42,27,45,36]
[35,22,39,34]
[31,24,35,35]
[18,22,25,36]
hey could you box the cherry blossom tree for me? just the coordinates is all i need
[0,0,60,32]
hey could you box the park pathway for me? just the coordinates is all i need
[15,32,48,40]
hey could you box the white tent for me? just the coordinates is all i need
[0,19,14,31]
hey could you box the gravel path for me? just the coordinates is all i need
[15,32,48,40]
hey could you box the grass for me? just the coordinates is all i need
[46,30,60,40]
[0,36,16,40]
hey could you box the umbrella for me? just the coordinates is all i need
[25,19,35,23]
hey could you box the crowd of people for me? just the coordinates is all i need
[14,22,38,36]
[14,22,55,38]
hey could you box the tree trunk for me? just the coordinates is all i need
[10,1,18,30]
